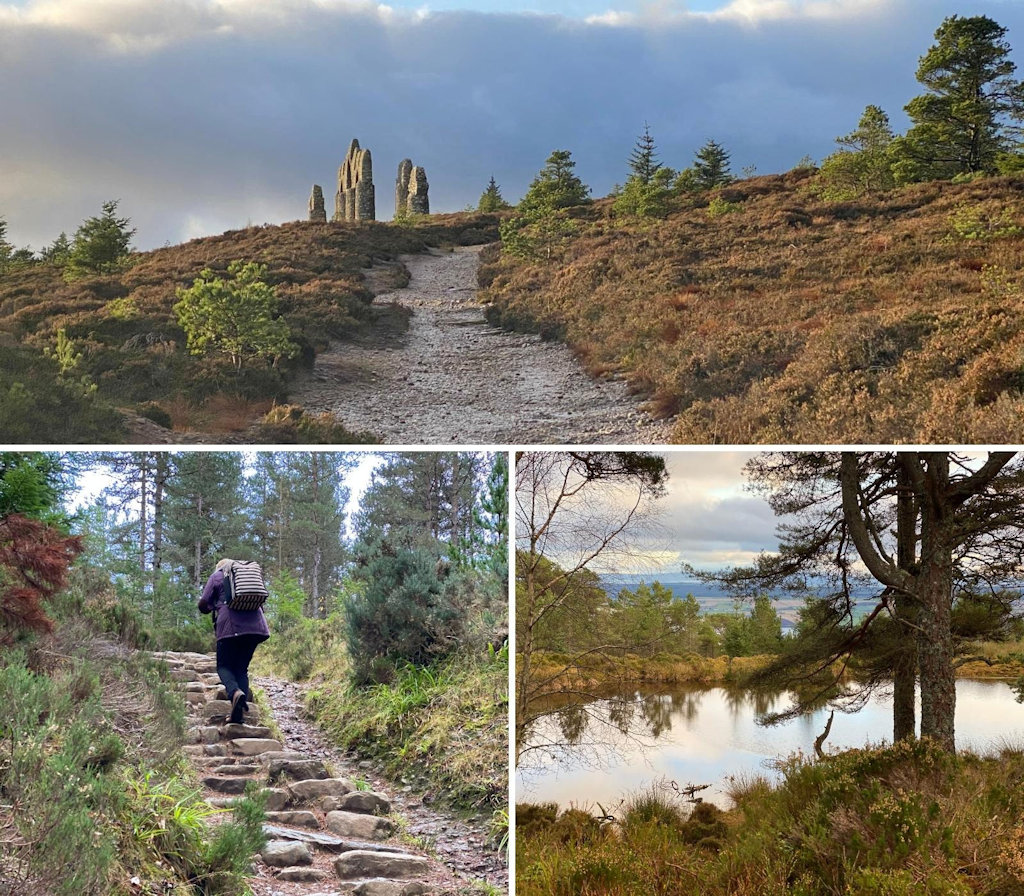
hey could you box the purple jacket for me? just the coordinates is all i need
[198,569,270,642]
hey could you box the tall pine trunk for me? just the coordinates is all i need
[893,465,918,742]
[916,455,956,753]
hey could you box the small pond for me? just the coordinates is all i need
[516,680,1024,809]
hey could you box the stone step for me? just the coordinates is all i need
[276,866,329,883]
[256,750,315,765]
[263,823,349,851]
[220,722,273,739]
[202,776,253,795]
[261,839,313,867]
[346,881,429,896]
[326,791,390,815]
[333,850,430,882]
[186,725,221,745]
[264,810,319,829]
[229,738,283,756]
[325,811,394,841]
[217,789,288,811]
[288,778,353,802]
[210,763,262,777]
[200,702,262,724]
[262,824,412,856]
[267,757,330,782]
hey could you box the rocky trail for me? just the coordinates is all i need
[157,650,506,896]
[291,246,674,444]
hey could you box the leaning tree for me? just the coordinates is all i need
[704,451,1024,754]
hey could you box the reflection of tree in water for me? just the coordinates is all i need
[551,691,679,748]
[556,704,589,745]
[526,684,805,768]
[608,694,637,736]
[667,689,705,724]
[638,693,674,737]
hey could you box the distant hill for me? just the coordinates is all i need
[480,171,1024,444]
[0,213,498,442]
[600,572,883,627]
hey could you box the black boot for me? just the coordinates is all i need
[230,689,246,724]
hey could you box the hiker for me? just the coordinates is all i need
[198,558,270,724]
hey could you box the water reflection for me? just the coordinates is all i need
[517,680,1024,810]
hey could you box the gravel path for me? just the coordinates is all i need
[291,246,674,444]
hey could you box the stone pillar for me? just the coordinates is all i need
[308,185,326,222]
[396,159,413,218]
[409,165,429,215]
[395,159,429,217]
[333,139,376,222]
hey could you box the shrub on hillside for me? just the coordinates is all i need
[345,542,464,684]
[0,343,123,442]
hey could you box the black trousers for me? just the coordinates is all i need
[216,634,264,700]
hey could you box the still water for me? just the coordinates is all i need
[516,680,1024,809]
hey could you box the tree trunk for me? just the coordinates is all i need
[893,465,918,742]
[917,557,956,752]
[916,454,956,753]
[193,492,204,590]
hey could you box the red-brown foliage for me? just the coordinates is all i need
[484,174,1024,443]
[0,514,83,645]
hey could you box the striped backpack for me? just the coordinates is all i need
[224,561,269,612]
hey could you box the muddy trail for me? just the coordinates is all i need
[159,650,506,896]
[291,246,674,444]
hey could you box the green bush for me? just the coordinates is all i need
[346,543,463,684]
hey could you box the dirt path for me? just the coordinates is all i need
[291,246,674,444]
[157,651,506,896]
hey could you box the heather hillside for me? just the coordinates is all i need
[0,214,496,442]
[481,172,1024,444]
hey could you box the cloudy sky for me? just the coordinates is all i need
[652,450,773,571]
[2,0,1023,251]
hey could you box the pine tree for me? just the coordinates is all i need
[895,15,1024,181]
[174,261,298,371]
[692,140,733,190]
[163,452,246,593]
[520,150,591,212]
[819,105,897,198]
[0,218,12,273]
[478,176,510,212]
[66,200,136,278]
[40,232,71,266]
[256,452,353,617]
[628,122,661,186]
[500,150,590,259]
[614,124,674,218]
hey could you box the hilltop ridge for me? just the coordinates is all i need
[482,171,1024,444]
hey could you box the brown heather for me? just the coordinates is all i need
[482,171,1024,444]
[0,213,497,434]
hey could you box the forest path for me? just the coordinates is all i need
[291,246,673,444]
[158,650,506,896]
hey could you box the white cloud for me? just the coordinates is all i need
[0,0,1021,248]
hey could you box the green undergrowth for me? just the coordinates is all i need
[306,647,509,817]
[0,622,266,895]
[517,738,1024,896]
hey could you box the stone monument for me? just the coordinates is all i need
[395,159,429,217]
[308,185,327,222]
[334,139,375,222]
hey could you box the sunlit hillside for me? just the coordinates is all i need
[482,172,1024,444]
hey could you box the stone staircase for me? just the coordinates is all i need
[154,650,433,895]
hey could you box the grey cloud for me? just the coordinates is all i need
[2,0,1022,249]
